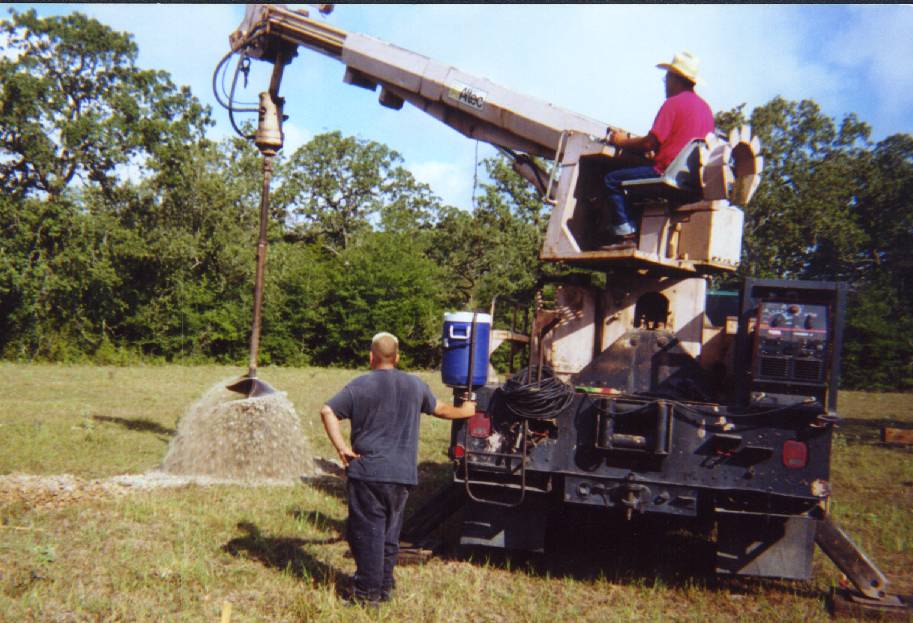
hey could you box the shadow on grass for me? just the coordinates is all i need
[304,461,453,511]
[307,475,347,500]
[222,521,346,594]
[92,414,174,437]
[409,462,453,514]
[289,508,346,537]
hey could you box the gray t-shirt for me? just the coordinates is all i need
[326,369,438,485]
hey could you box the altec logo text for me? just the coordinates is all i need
[447,82,486,111]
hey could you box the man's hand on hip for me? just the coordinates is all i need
[320,404,361,467]
[336,446,360,467]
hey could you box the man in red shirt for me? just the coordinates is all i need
[598,52,715,247]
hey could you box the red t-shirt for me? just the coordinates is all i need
[649,91,715,174]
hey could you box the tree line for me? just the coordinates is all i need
[1,10,911,389]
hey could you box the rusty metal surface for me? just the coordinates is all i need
[228,155,277,398]
[573,329,712,401]
[830,588,911,620]
[816,516,890,600]
[225,376,276,398]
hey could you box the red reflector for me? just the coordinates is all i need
[468,411,491,438]
[452,444,465,459]
[782,440,808,469]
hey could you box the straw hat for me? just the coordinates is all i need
[657,51,702,85]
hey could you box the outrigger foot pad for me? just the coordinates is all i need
[226,376,277,398]
[830,588,912,620]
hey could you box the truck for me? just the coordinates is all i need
[220,5,910,616]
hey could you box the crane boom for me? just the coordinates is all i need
[228,4,624,160]
[225,4,768,272]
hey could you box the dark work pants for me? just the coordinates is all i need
[601,165,660,236]
[346,478,411,600]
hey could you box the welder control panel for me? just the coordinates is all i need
[753,301,829,386]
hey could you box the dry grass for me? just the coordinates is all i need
[0,363,910,622]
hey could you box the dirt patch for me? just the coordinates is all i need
[0,465,343,511]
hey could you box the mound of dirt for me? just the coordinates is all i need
[161,382,316,482]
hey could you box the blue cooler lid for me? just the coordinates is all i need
[443,311,492,325]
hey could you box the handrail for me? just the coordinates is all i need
[462,418,529,508]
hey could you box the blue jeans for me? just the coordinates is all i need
[347,478,411,600]
[602,165,660,236]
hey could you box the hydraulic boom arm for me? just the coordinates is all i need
[225,3,762,275]
[229,4,626,163]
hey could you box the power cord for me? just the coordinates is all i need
[501,366,576,420]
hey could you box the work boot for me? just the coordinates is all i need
[345,594,381,609]
[598,233,636,250]
[340,575,381,608]
[380,577,395,602]
[612,221,636,237]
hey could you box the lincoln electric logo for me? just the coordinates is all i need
[447,81,487,111]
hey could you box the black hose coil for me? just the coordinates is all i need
[501,366,576,420]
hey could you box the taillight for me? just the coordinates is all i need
[468,411,491,438]
[782,440,808,469]
[452,444,465,459]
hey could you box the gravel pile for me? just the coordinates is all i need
[160,382,317,482]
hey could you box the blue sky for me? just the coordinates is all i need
[11,4,913,209]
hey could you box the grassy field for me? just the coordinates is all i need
[0,363,910,622]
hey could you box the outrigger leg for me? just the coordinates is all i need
[816,516,912,618]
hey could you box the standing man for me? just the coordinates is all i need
[320,332,475,606]
[598,51,715,247]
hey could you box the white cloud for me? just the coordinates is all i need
[823,5,913,133]
[408,160,476,210]
[281,121,311,154]
[82,4,241,88]
[77,5,243,142]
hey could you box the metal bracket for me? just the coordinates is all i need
[816,515,912,618]
[815,515,889,600]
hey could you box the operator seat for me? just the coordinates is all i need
[621,139,704,203]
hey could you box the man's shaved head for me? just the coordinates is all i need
[371,332,399,365]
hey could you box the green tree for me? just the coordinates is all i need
[427,155,571,317]
[108,136,263,362]
[260,241,332,367]
[278,131,439,253]
[841,134,913,390]
[853,134,913,305]
[0,9,214,360]
[0,193,124,359]
[0,9,210,199]
[715,98,871,280]
[314,232,445,367]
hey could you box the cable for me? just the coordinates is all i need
[227,55,255,140]
[500,366,576,420]
[578,392,819,431]
[471,139,479,208]
[211,50,259,140]
[676,398,820,419]
[212,49,235,110]
[213,49,259,110]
